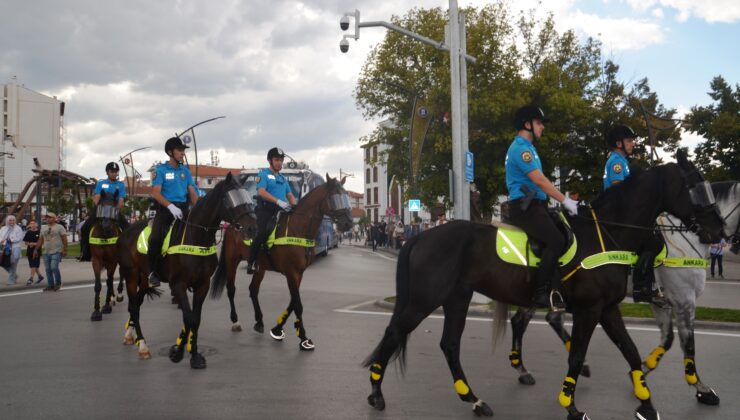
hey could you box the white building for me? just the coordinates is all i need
[1,78,64,203]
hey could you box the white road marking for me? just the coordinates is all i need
[0,283,94,298]
[706,281,740,286]
[334,304,740,339]
[355,248,397,262]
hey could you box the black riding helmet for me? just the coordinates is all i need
[267,147,285,161]
[607,125,637,148]
[105,162,119,172]
[515,105,549,131]
[164,136,189,154]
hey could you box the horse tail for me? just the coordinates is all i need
[210,241,230,299]
[492,301,508,352]
[362,234,420,373]
[143,286,162,300]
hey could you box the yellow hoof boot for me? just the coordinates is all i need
[644,346,666,370]
[370,363,382,381]
[631,370,651,401]
[454,379,470,396]
[684,358,698,385]
[558,377,576,408]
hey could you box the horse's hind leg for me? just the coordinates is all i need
[91,257,103,321]
[675,297,719,405]
[226,256,242,332]
[285,273,314,351]
[249,269,266,333]
[546,311,591,378]
[599,304,659,420]
[125,278,151,359]
[102,261,115,314]
[116,274,125,302]
[188,284,208,369]
[643,302,674,374]
[509,307,536,385]
[441,289,493,416]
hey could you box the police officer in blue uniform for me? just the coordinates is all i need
[505,106,578,312]
[80,162,128,261]
[147,137,198,287]
[246,147,297,274]
[603,125,667,306]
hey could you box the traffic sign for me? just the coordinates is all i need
[465,151,474,182]
[408,199,421,212]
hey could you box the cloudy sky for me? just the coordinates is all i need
[2,0,738,193]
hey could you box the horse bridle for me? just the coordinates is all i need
[180,186,255,232]
[676,166,724,237]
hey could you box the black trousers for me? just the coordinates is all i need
[249,203,280,263]
[633,231,664,292]
[508,200,566,290]
[710,254,723,276]
[147,202,188,273]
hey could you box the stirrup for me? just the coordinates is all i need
[550,290,566,313]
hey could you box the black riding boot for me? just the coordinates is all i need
[532,249,565,312]
[632,256,668,307]
[147,251,161,288]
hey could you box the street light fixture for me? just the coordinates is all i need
[340,1,476,220]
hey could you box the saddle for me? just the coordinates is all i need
[136,222,216,256]
[495,210,577,267]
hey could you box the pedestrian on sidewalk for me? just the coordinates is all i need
[23,220,44,285]
[35,213,67,291]
[710,238,727,279]
[0,215,25,285]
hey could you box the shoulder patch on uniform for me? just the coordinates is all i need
[255,176,260,183]
[521,151,533,163]
[151,171,157,180]
[613,163,622,174]
[180,172,186,180]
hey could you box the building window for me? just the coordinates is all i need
[365,147,370,162]
[366,168,370,184]
[372,167,378,182]
[374,208,378,223]
[373,187,378,204]
[207,178,213,185]
[373,146,378,160]
[366,189,371,206]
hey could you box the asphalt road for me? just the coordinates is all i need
[1,245,738,419]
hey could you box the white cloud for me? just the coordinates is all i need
[564,11,666,51]
[628,0,740,23]
[651,8,664,19]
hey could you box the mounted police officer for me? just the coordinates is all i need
[80,162,128,261]
[147,136,198,287]
[505,106,578,312]
[603,125,667,306]
[246,147,297,274]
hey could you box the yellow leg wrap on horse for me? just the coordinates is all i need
[684,358,698,385]
[370,363,382,381]
[631,370,651,400]
[277,309,289,325]
[454,379,470,396]
[558,377,576,408]
[645,346,666,370]
[124,319,130,330]
[176,326,186,346]
[509,350,520,366]
[186,331,193,353]
[564,340,571,352]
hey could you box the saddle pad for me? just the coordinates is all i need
[495,226,577,267]
[266,225,315,248]
[89,226,119,245]
[136,225,216,256]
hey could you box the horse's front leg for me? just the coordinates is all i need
[546,310,591,378]
[188,283,208,369]
[169,281,193,364]
[102,260,116,313]
[643,300,674,373]
[599,304,660,420]
[286,273,313,351]
[675,297,719,405]
[249,269,267,333]
[509,307,536,385]
[558,307,600,420]
[91,257,103,321]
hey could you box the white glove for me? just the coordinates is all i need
[276,200,291,211]
[167,204,183,220]
[561,197,579,216]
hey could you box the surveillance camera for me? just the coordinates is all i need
[340,16,350,31]
[340,38,349,53]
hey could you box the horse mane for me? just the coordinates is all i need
[712,181,738,201]
[293,178,332,211]
[591,163,664,213]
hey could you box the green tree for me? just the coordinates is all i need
[686,76,740,181]
[46,180,77,217]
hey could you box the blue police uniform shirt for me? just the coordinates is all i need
[602,151,630,191]
[151,162,196,203]
[94,179,126,202]
[255,168,290,202]
[505,135,547,201]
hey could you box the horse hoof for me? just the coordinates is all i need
[169,345,184,363]
[190,353,207,369]
[635,404,659,420]
[299,339,315,351]
[254,323,264,334]
[518,373,536,385]
[122,336,135,345]
[581,364,591,378]
[270,327,285,341]
[138,350,151,360]
[367,393,385,411]
[116,295,124,303]
[567,412,590,420]
[473,400,493,417]
[696,389,719,405]
[90,311,102,322]
[231,323,243,332]
[101,304,112,314]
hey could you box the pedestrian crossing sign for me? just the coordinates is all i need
[408,199,421,212]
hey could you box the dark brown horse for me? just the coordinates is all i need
[363,154,725,420]
[211,174,353,350]
[89,205,122,322]
[117,173,255,367]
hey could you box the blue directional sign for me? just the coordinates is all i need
[408,199,421,212]
[465,151,474,182]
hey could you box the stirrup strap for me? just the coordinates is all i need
[590,206,606,252]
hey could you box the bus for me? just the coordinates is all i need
[239,163,337,256]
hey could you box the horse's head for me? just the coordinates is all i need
[662,150,725,244]
[95,204,119,237]
[214,173,257,238]
[322,173,353,232]
[713,182,740,254]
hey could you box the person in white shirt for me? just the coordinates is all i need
[0,215,25,285]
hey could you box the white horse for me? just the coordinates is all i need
[644,181,739,405]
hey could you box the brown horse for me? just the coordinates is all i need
[118,173,256,367]
[89,205,122,322]
[211,174,353,350]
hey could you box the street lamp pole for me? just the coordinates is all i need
[340,2,474,220]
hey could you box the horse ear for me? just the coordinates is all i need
[326,173,331,182]
[225,172,233,181]
[340,176,347,185]
[676,149,689,169]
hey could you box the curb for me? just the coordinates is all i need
[374,299,740,332]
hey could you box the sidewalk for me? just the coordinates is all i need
[1,256,104,292]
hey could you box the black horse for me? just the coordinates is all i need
[363,153,725,419]
[118,173,256,368]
